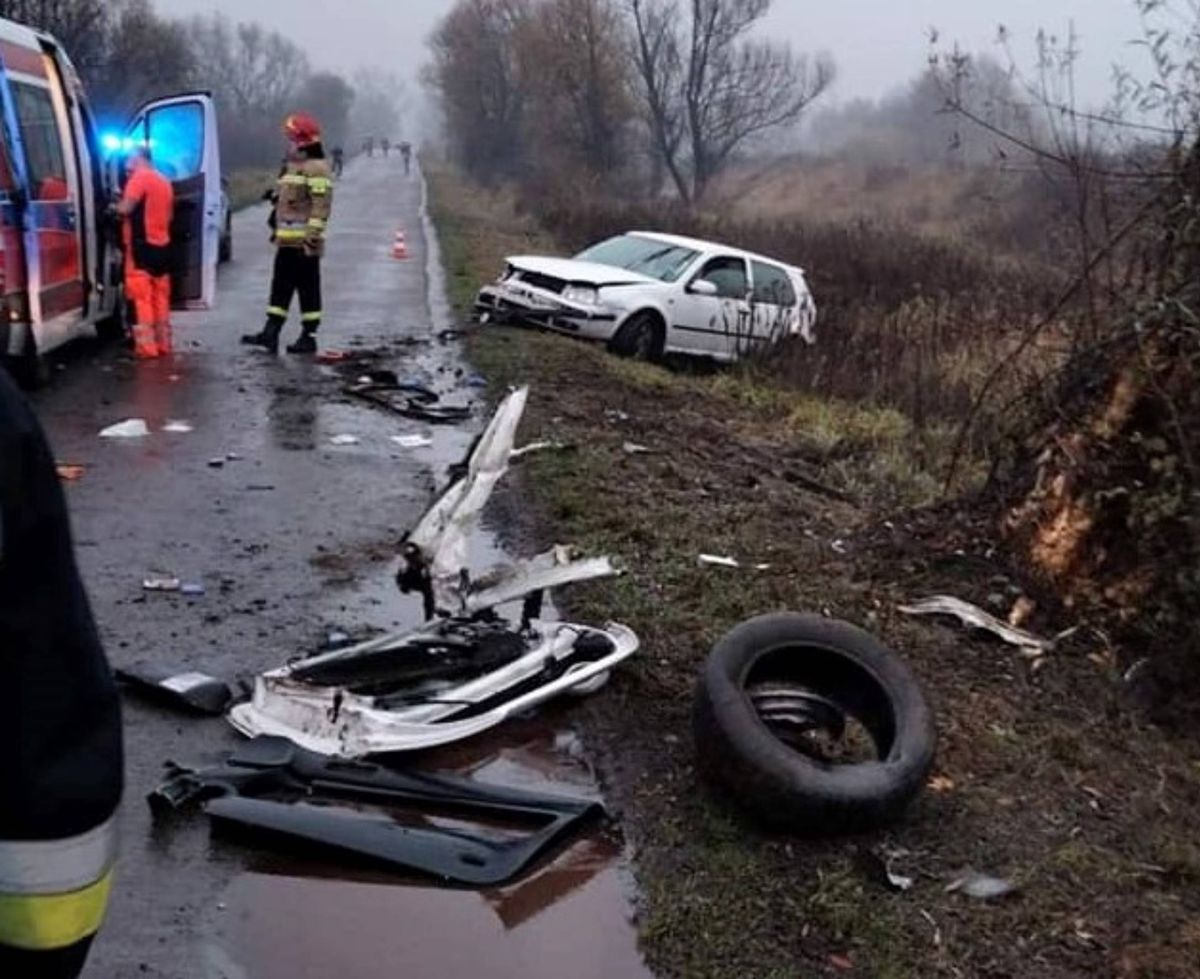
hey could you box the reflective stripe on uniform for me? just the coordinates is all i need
[0,870,113,951]
[278,174,308,186]
[307,177,332,195]
[0,817,117,896]
[301,312,322,323]
[307,218,326,230]
[267,306,289,318]
[274,229,307,243]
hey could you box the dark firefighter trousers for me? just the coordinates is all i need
[266,248,322,334]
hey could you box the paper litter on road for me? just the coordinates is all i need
[391,434,433,449]
[100,419,150,439]
[330,434,361,446]
[163,421,194,433]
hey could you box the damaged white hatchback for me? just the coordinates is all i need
[474,231,817,363]
[229,388,639,757]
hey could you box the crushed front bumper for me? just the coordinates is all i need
[475,283,619,342]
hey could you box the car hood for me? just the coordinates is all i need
[508,256,659,287]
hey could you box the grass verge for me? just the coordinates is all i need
[428,160,1200,979]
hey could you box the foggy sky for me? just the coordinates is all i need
[153,0,1148,107]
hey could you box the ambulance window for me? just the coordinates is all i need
[12,82,68,201]
[145,102,203,181]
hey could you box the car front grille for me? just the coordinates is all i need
[516,271,566,294]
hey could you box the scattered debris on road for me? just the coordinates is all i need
[329,434,361,446]
[899,595,1053,654]
[346,377,471,424]
[228,387,639,756]
[149,736,605,886]
[163,420,194,433]
[622,441,653,456]
[117,667,234,716]
[100,418,150,438]
[510,440,571,460]
[207,457,225,468]
[391,434,433,449]
[142,576,181,592]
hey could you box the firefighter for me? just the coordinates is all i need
[0,368,123,978]
[400,140,413,176]
[242,113,334,356]
[115,146,174,359]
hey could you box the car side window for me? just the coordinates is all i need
[695,256,748,300]
[128,101,204,181]
[12,82,69,202]
[751,261,798,306]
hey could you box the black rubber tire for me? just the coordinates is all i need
[609,311,663,361]
[693,613,936,834]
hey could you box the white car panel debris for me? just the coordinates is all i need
[227,387,639,755]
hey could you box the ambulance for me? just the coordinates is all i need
[0,16,223,382]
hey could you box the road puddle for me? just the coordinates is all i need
[208,722,651,979]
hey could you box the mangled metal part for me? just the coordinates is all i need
[898,596,1053,654]
[228,620,638,757]
[149,736,604,886]
[229,386,639,755]
[116,667,235,716]
[398,387,616,618]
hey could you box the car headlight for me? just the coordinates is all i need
[562,284,599,305]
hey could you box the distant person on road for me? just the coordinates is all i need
[381,136,390,158]
[331,145,345,178]
[400,140,413,176]
[0,368,123,979]
[364,135,375,158]
[115,146,175,359]
[243,113,333,356]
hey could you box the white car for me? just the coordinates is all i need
[475,231,817,362]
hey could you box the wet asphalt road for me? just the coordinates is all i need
[28,159,648,978]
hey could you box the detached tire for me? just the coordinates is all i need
[694,613,935,834]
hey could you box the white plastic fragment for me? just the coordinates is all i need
[510,440,568,460]
[946,872,1017,901]
[699,554,771,571]
[163,421,194,433]
[100,419,150,439]
[899,596,1053,653]
[143,576,181,592]
[329,434,361,446]
[623,442,652,455]
[391,434,433,449]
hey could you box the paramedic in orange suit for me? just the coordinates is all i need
[115,147,174,359]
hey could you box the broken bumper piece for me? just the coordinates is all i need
[149,735,604,886]
[475,284,618,340]
[228,619,639,757]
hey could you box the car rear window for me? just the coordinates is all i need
[574,235,699,283]
[752,262,797,306]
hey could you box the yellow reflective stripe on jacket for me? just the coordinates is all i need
[307,176,332,195]
[0,871,113,951]
[278,174,308,187]
[0,818,117,896]
[275,228,307,242]
[307,217,326,230]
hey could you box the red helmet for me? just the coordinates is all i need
[283,113,321,147]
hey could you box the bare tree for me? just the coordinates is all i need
[350,69,408,144]
[425,0,529,182]
[628,0,834,202]
[0,0,109,72]
[517,0,634,185]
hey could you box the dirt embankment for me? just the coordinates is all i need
[430,165,1200,979]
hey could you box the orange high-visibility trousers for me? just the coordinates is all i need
[125,264,172,358]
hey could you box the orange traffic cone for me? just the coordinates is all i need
[392,230,409,261]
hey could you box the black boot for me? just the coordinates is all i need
[286,329,318,355]
[242,322,282,354]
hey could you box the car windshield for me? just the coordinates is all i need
[574,235,699,283]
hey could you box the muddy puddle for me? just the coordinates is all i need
[205,719,650,979]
